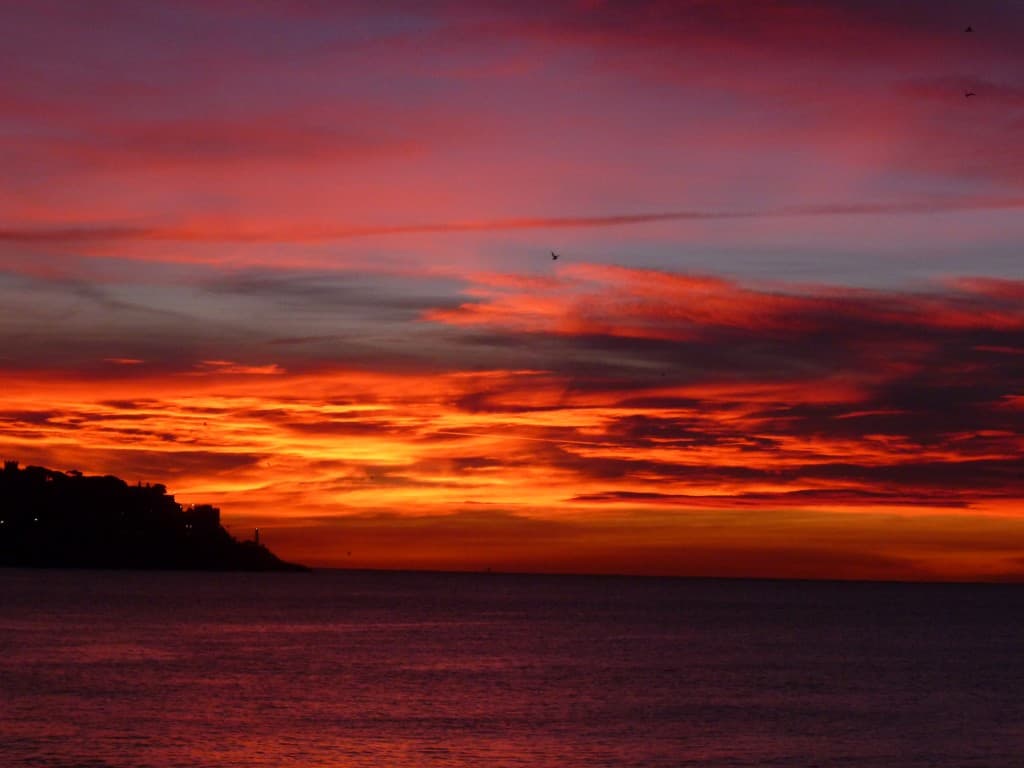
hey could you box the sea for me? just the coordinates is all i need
[1,569,1023,768]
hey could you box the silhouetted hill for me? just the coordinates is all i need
[0,461,307,571]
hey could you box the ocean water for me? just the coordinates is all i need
[1,570,1023,768]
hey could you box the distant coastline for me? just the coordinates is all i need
[0,461,307,572]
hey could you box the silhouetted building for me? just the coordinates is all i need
[184,504,221,529]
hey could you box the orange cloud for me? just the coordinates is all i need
[1,262,1021,579]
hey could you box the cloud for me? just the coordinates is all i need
[5,196,1024,246]
[0,267,474,374]
[571,488,972,510]
[3,0,1024,290]
[413,265,1024,507]
[2,258,1022,578]
[190,360,286,376]
[5,265,1020,520]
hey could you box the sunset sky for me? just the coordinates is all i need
[2,0,1023,580]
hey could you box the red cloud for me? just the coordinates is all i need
[427,265,1024,339]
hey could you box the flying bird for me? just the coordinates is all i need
[551,251,560,260]
[965,91,976,98]
[964,25,973,33]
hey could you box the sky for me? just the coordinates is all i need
[1,0,1023,580]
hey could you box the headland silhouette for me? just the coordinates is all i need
[0,461,307,571]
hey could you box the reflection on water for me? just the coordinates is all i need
[1,569,1024,767]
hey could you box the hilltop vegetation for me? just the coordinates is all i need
[0,462,306,571]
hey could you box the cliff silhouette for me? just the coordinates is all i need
[0,461,307,571]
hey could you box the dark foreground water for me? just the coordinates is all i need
[2,570,1023,767]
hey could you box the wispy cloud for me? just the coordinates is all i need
[190,360,286,376]
[2,269,1020,546]
[5,196,1024,245]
